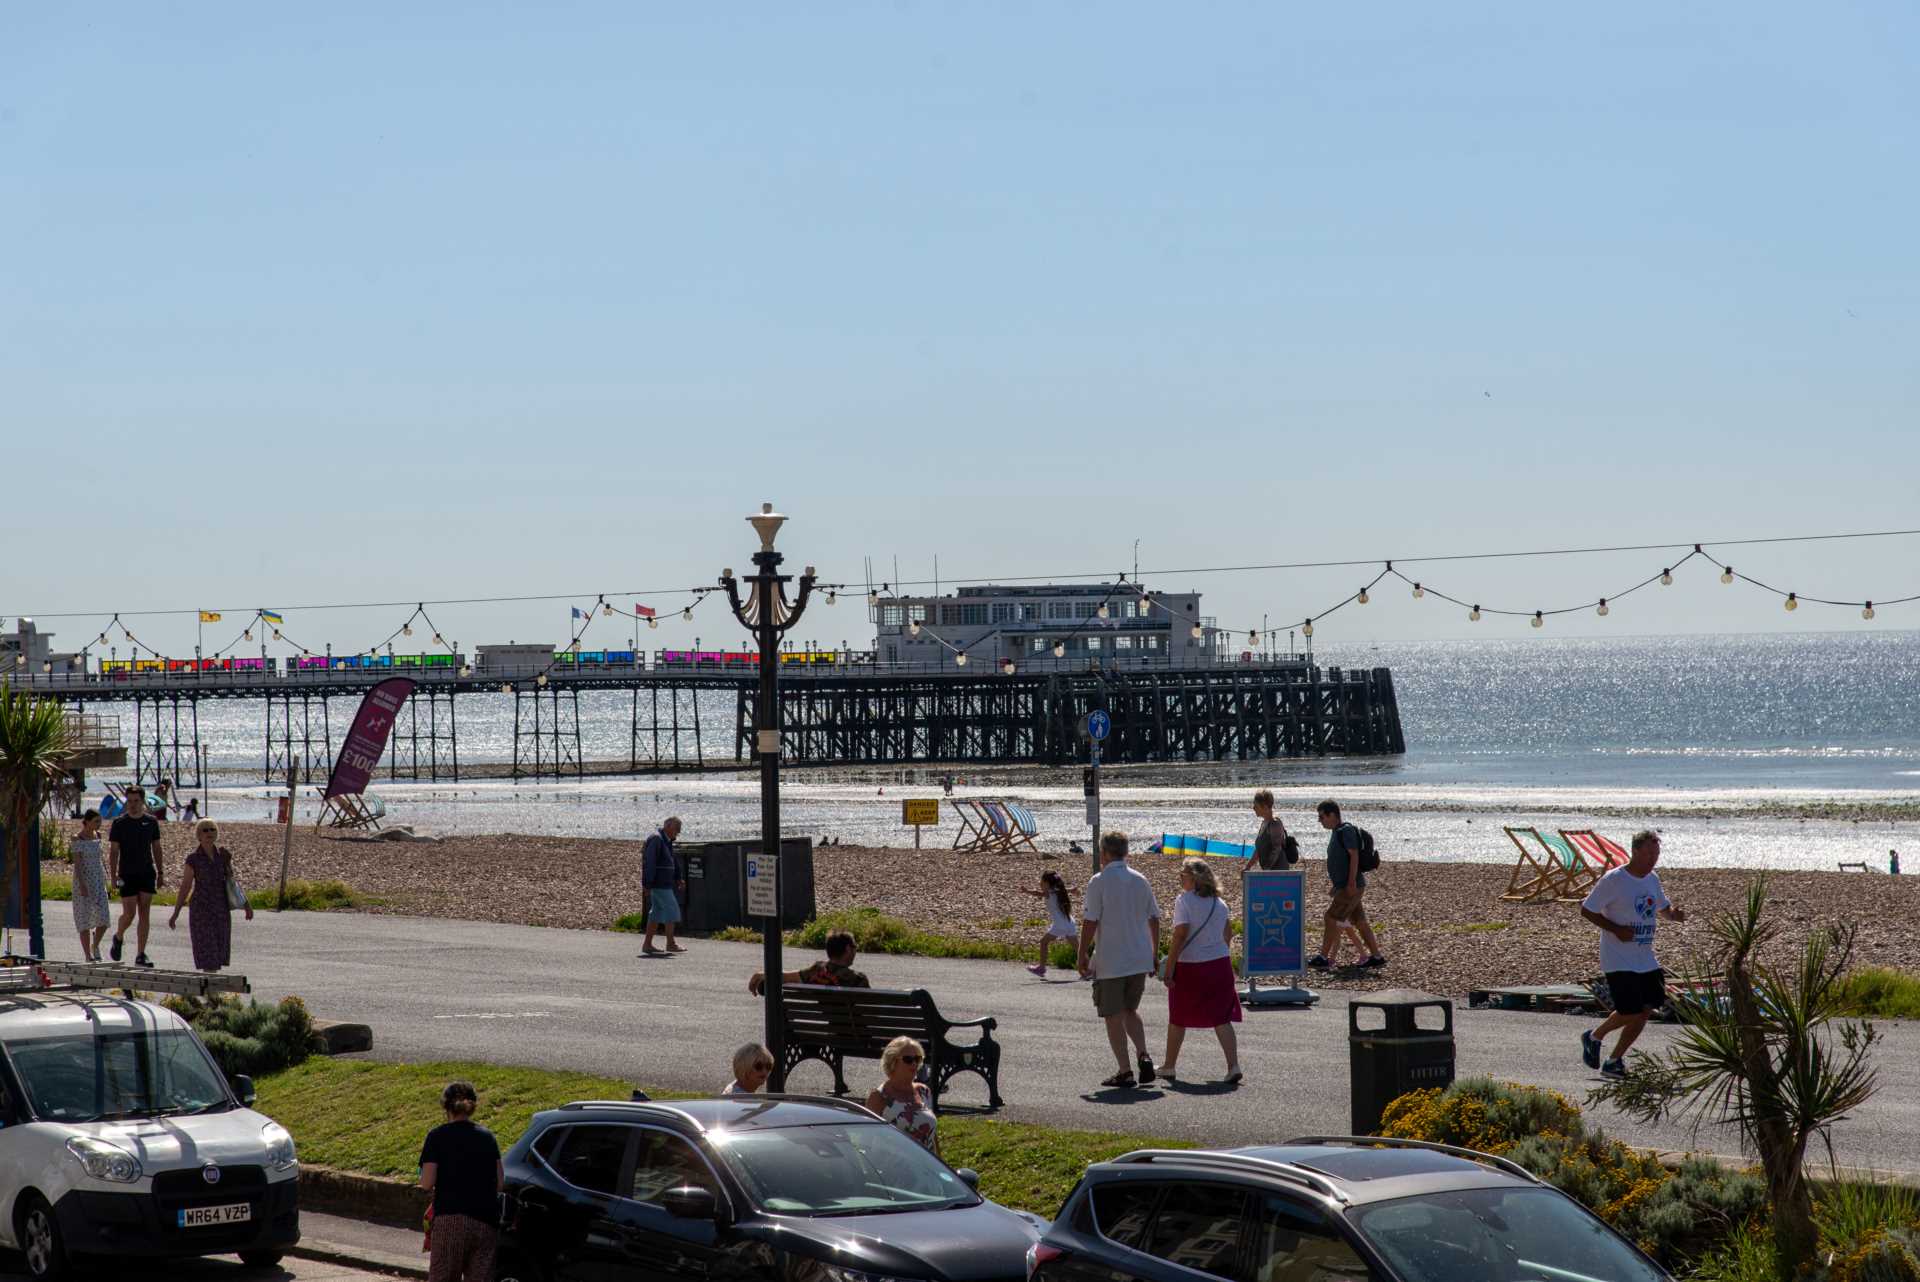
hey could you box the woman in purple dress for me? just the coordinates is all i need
[168,819,252,972]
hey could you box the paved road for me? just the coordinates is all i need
[42,904,1919,1172]
[0,1250,395,1282]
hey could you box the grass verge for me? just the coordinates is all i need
[40,874,367,912]
[255,1057,1185,1214]
[1834,967,1920,1020]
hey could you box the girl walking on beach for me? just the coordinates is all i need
[1023,870,1076,977]
[168,819,252,972]
[1160,858,1243,1084]
[69,811,111,961]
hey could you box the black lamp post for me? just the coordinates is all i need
[720,503,815,1091]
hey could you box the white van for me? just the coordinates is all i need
[0,991,300,1279]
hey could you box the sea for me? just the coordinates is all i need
[169,631,1919,872]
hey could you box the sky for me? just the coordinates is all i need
[3,3,1916,659]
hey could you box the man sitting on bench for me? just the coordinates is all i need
[747,930,871,996]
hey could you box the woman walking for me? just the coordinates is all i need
[168,819,252,972]
[865,1036,938,1152]
[419,1081,502,1282]
[1022,870,1077,977]
[69,811,111,961]
[1159,858,1243,1084]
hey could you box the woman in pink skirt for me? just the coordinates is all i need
[1159,858,1243,1084]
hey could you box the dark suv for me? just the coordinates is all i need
[497,1096,1044,1282]
[1027,1137,1671,1282]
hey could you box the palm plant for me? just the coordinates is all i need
[1591,876,1880,1275]
[0,683,72,942]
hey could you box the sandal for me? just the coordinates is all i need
[1100,1071,1137,1089]
[1223,1069,1244,1086]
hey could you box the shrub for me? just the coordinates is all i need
[1377,1078,1581,1153]
[612,912,649,933]
[247,879,358,911]
[1827,1228,1920,1282]
[40,826,70,865]
[1689,1222,1783,1282]
[1834,967,1920,1020]
[165,995,322,1078]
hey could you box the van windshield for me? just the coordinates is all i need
[8,1031,233,1123]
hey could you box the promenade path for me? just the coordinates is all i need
[42,904,1918,1174]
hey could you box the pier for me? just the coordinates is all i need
[19,658,1404,783]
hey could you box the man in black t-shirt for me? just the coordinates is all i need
[107,786,166,967]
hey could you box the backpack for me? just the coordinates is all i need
[1282,833,1301,865]
[1346,823,1380,873]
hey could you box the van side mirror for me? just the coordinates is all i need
[662,1186,719,1221]
[955,1168,981,1190]
[231,1075,256,1106]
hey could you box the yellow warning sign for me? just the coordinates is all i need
[902,799,941,826]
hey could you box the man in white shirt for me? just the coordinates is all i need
[1578,830,1687,1080]
[1077,832,1163,1089]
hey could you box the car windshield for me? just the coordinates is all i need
[711,1122,980,1216]
[1351,1186,1667,1282]
[8,1031,233,1123]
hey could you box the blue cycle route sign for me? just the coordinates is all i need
[1086,710,1110,742]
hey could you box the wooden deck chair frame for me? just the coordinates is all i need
[976,801,1018,854]
[316,791,384,831]
[1500,826,1570,903]
[999,802,1041,853]
[1535,830,1592,902]
[1558,830,1629,899]
[949,799,994,852]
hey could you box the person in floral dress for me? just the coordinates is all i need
[168,820,252,971]
[69,811,111,961]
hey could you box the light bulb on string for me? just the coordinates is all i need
[273,629,281,640]
[1863,602,1876,621]
[908,620,921,637]
[682,608,693,622]
[1469,606,1481,622]
[1247,630,1259,645]
[243,629,252,642]
[1660,569,1673,586]
[432,633,443,646]
[1357,588,1370,605]
[603,602,614,617]
[1302,619,1314,638]
[648,617,658,630]
[1001,659,1015,675]
[1053,641,1066,658]
[954,651,968,667]
[1785,593,1798,612]
[536,673,548,687]
[1721,566,1734,584]
[1531,611,1544,628]
[868,590,879,606]
[1096,603,1110,619]
[826,590,837,605]
[1596,599,1609,617]
[402,623,413,637]
[1190,624,1203,639]
[1412,583,1424,599]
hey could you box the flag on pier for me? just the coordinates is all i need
[635,605,656,618]
[198,611,222,623]
[571,606,585,619]
[261,610,284,625]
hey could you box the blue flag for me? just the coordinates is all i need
[571,606,584,619]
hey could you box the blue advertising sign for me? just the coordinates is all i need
[1243,869,1306,977]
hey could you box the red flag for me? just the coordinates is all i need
[635,605,656,618]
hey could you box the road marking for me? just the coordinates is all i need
[430,1011,554,1021]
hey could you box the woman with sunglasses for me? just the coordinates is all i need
[168,818,252,972]
[865,1037,938,1153]
[724,1043,775,1095]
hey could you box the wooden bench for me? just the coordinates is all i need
[777,984,1004,1109]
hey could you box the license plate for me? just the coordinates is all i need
[178,1203,252,1228]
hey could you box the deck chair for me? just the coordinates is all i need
[949,799,995,852]
[1535,830,1593,902]
[317,791,385,831]
[1557,830,1628,899]
[977,801,1019,853]
[1000,802,1041,853]
[1501,826,1572,903]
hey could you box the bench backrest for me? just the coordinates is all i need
[780,984,936,1056]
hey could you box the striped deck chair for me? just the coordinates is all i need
[1535,830,1591,902]
[978,801,1020,853]
[1001,801,1041,853]
[950,799,994,852]
[1559,830,1630,898]
[1501,826,1571,903]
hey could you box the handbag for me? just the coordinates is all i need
[221,850,247,909]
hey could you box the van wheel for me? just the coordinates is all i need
[238,1250,285,1269]
[18,1194,68,1281]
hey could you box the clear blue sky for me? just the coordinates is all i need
[4,3,1915,658]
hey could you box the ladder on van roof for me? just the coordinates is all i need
[27,961,250,999]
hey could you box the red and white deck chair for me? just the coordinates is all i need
[1559,830,1631,898]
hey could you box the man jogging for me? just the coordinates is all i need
[107,785,165,967]
[1580,830,1687,1079]
[1077,832,1162,1089]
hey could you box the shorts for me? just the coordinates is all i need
[1607,968,1666,1016]
[1091,972,1147,1018]
[647,888,682,925]
[119,867,157,897]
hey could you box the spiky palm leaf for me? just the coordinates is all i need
[0,683,72,911]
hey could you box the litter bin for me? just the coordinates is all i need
[1349,989,1454,1135]
[675,838,816,933]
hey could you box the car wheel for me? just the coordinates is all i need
[238,1250,285,1269]
[494,1248,544,1282]
[18,1195,68,1282]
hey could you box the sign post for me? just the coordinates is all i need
[1083,710,1109,876]
[901,799,940,849]
[1240,867,1319,1007]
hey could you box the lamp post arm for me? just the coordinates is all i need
[720,576,750,630]
[779,573,817,638]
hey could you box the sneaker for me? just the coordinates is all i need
[1580,1030,1602,1070]
[1025,964,1046,977]
[135,954,155,969]
[1363,955,1389,969]
[109,935,123,963]
[1137,1054,1156,1085]
[1306,955,1332,970]
[1600,1058,1629,1080]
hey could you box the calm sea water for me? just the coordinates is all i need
[159,631,1919,869]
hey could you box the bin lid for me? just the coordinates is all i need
[1350,988,1448,1008]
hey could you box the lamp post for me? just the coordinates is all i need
[720,503,816,1091]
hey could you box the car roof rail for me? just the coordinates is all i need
[1106,1149,1350,1205]
[750,1093,881,1117]
[1283,1135,1542,1185]
[556,1100,706,1130]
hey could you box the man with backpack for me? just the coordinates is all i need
[1307,800,1387,970]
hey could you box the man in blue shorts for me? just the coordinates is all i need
[641,816,686,957]
[1579,830,1687,1079]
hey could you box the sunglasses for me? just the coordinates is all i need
[752,1062,773,1072]
[900,1054,923,1064]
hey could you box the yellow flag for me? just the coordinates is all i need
[199,611,222,623]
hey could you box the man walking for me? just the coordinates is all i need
[1308,800,1386,970]
[640,817,686,957]
[107,785,165,967]
[1077,832,1161,1089]
[1579,830,1687,1079]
